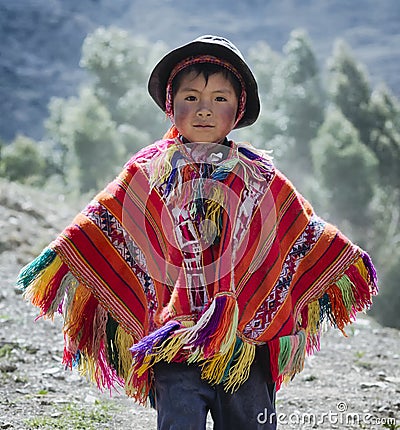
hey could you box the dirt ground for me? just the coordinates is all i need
[0,180,399,429]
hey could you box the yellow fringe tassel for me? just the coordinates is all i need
[23,255,64,308]
[134,332,186,378]
[224,341,256,393]
[179,320,196,328]
[306,300,321,337]
[135,354,154,378]
[153,334,184,363]
[125,365,150,405]
[354,257,369,281]
[115,325,134,379]
[200,340,236,385]
[78,352,96,384]
[149,143,177,189]
[202,185,226,241]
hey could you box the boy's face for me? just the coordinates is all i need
[173,71,239,143]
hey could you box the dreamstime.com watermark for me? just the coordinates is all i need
[257,401,398,428]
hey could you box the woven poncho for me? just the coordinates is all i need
[17,138,378,405]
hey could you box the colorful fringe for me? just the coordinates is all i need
[269,254,377,388]
[17,248,135,398]
[128,293,254,396]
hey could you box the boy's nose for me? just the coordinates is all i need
[196,106,212,117]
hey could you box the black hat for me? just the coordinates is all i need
[148,35,260,129]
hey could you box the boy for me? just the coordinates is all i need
[18,35,378,430]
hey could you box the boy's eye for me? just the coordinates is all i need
[185,96,197,101]
[215,96,227,102]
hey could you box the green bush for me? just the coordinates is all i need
[0,135,46,184]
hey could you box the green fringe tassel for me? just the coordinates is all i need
[16,247,57,291]
[278,335,291,374]
[277,330,307,377]
[336,275,356,313]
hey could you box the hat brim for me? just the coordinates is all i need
[148,38,260,129]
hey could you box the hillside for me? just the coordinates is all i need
[1,0,399,142]
[0,179,399,429]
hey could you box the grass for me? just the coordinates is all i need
[382,423,400,429]
[303,374,318,382]
[24,400,120,430]
[353,350,373,370]
[0,343,16,358]
[355,360,373,370]
[354,350,365,360]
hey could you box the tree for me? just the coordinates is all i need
[311,108,378,239]
[327,40,372,145]
[368,84,400,189]
[0,135,46,184]
[46,88,123,193]
[45,28,172,191]
[238,30,325,188]
[116,83,167,140]
[272,30,325,164]
[370,246,400,329]
[80,27,167,139]
[80,27,148,119]
[247,40,282,101]
[237,40,286,152]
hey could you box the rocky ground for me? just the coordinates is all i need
[0,179,399,429]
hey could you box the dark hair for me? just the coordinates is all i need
[172,63,241,100]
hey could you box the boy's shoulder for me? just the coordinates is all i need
[124,139,176,169]
[236,141,276,180]
[237,141,272,162]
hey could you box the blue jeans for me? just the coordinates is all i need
[153,348,276,430]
